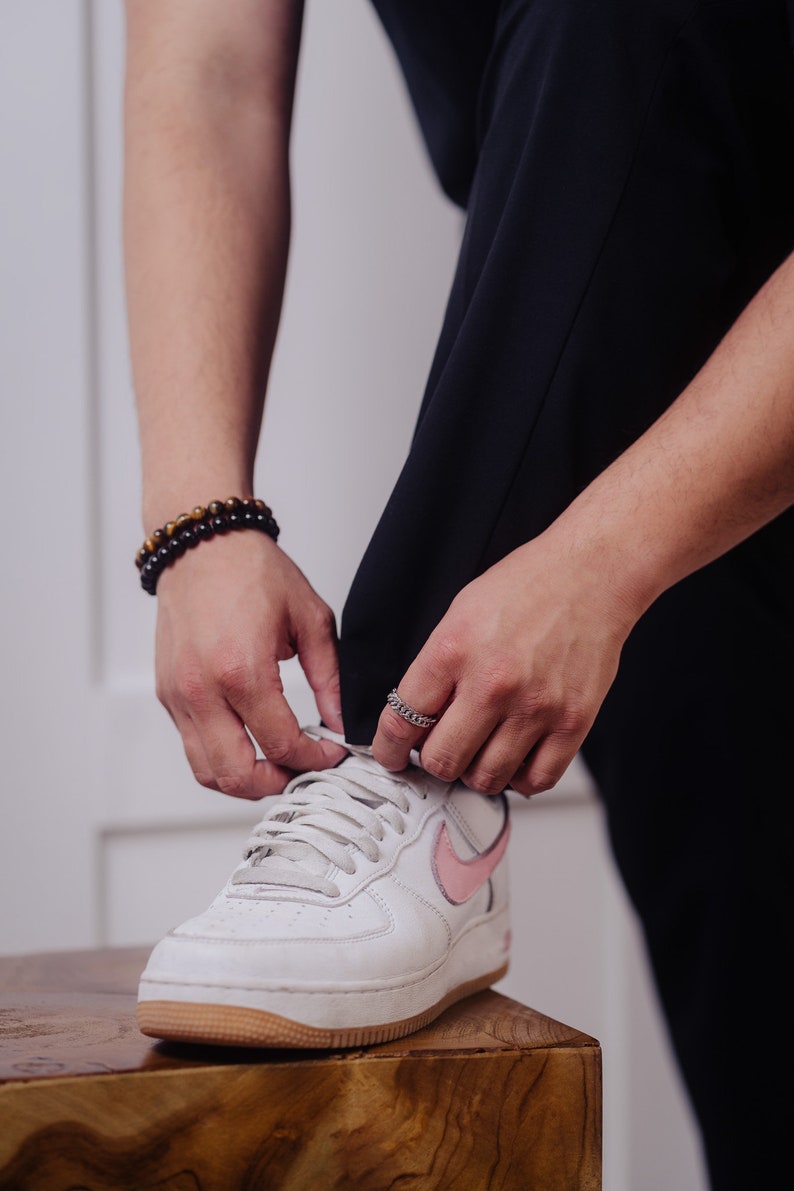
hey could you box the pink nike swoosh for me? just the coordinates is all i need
[433,815,510,905]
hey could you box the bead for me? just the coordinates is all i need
[143,537,156,555]
[227,512,243,530]
[180,527,197,549]
[211,514,229,533]
[157,545,172,566]
[176,513,193,531]
[208,500,224,517]
[151,528,166,547]
[164,521,177,538]
[191,505,206,521]
[242,510,257,528]
[259,513,279,541]
[224,496,240,512]
[169,533,187,557]
[196,519,214,540]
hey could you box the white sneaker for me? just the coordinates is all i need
[137,731,511,1048]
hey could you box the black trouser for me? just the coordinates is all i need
[339,2,794,1187]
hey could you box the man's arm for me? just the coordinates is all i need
[124,0,346,798]
[373,250,794,794]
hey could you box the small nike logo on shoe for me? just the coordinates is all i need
[433,815,510,905]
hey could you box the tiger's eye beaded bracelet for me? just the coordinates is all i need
[135,497,279,595]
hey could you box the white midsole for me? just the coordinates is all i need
[138,905,510,1029]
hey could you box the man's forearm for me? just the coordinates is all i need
[547,249,794,622]
[123,0,304,530]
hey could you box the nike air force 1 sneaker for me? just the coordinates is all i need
[137,732,511,1048]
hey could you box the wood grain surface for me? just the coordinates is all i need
[0,948,602,1190]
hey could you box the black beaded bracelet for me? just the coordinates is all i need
[135,496,279,595]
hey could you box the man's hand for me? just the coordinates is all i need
[372,531,634,796]
[154,531,346,799]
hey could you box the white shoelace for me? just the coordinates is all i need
[233,742,425,897]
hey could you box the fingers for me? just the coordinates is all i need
[421,683,590,797]
[174,701,295,800]
[212,654,347,774]
[164,651,347,800]
[375,679,587,798]
[455,696,591,796]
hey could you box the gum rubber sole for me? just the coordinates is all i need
[137,963,509,1049]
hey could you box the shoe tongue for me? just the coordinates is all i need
[249,835,332,880]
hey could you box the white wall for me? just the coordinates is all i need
[0,3,707,1189]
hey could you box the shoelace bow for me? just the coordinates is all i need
[233,759,425,897]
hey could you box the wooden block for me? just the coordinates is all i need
[0,948,601,1190]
